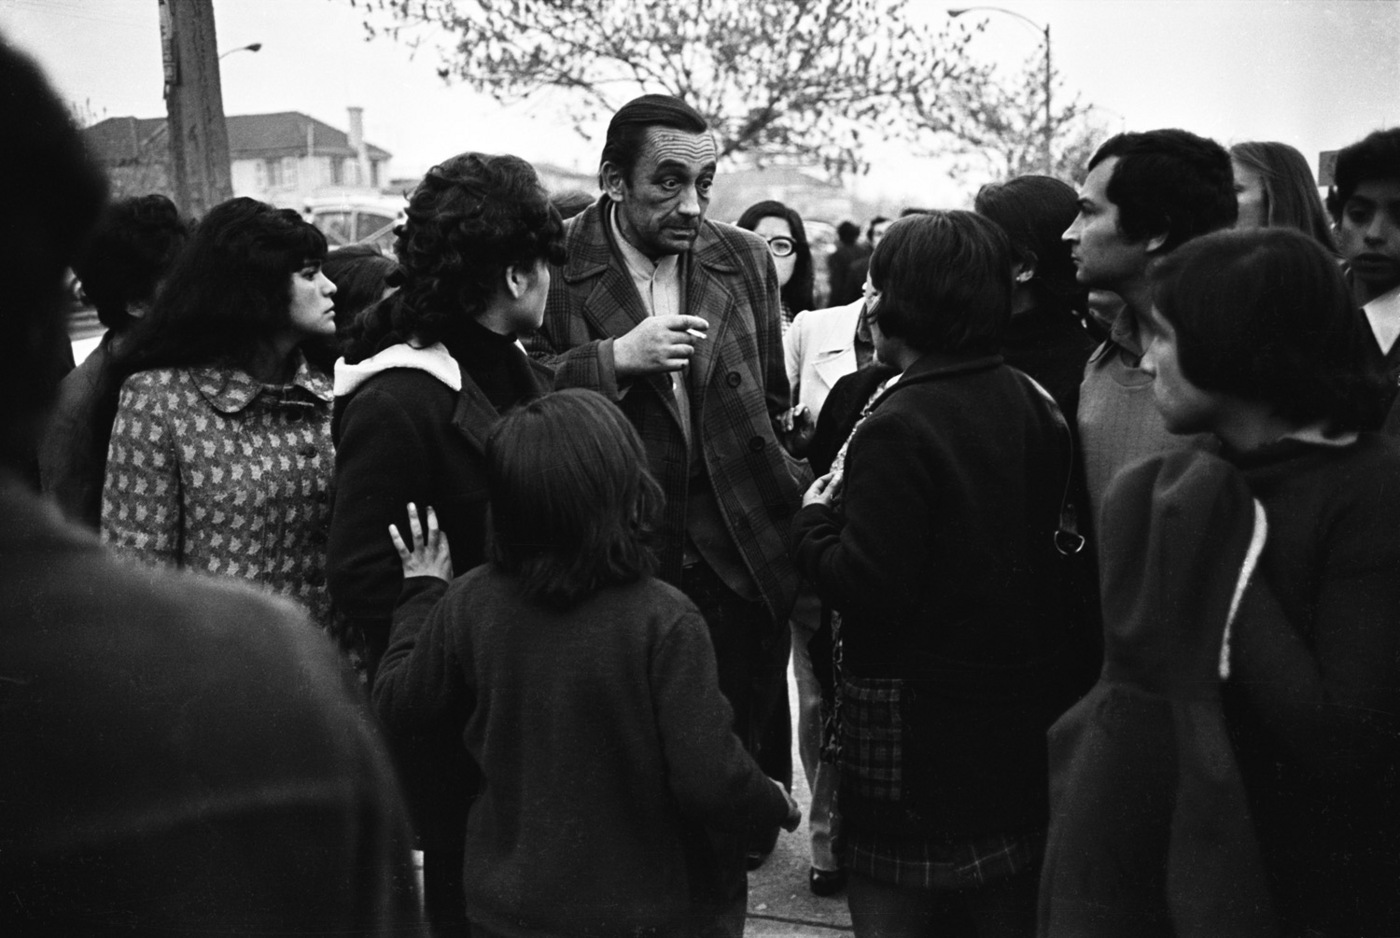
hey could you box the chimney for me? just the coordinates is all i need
[347,106,371,189]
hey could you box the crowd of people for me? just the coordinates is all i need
[4,27,1400,938]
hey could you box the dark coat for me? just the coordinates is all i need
[1,477,419,934]
[793,350,1082,838]
[528,198,809,623]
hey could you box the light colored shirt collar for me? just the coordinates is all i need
[609,204,681,318]
[1363,281,1400,355]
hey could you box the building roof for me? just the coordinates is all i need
[84,111,391,164]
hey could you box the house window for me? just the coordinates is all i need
[370,160,380,188]
[281,157,298,190]
[329,157,343,186]
[255,160,267,189]
[264,158,283,188]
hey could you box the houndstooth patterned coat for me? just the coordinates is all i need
[527,199,811,624]
[101,357,335,628]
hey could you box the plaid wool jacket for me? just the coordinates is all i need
[527,199,810,623]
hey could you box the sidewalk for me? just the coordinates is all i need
[744,665,853,936]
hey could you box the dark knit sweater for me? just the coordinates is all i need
[1223,435,1400,934]
[374,568,790,938]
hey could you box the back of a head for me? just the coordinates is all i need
[869,211,1012,355]
[1230,140,1338,252]
[322,245,396,333]
[1151,227,1382,430]
[485,389,662,609]
[73,194,190,332]
[837,221,861,245]
[974,175,1086,318]
[1326,127,1400,221]
[344,152,564,362]
[1090,129,1237,252]
[124,197,327,376]
[0,38,107,467]
[599,95,708,185]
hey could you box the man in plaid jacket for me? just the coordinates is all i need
[528,93,808,930]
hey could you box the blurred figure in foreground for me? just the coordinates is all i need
[1041,228,1400,936]
[0,35,420,936]
[38,193,189,529]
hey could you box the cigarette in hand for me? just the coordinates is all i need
[686,328,706,339]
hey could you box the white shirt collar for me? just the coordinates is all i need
[608,204,681,318]
[1363,282,1400,355]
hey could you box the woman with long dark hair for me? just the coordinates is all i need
[326,151,563,935]
[101,197,337,625]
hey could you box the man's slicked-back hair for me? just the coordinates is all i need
[0,38,107,466]
[1088,129,1237,252]
[1325,127,1400,222]
[485,388,663,610]
[599,94,709,188]
[868,211,1012,356]
[1150,227,1385,430]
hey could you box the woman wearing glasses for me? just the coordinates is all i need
[738,200,815,334]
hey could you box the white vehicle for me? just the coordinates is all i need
[301,195,407,254]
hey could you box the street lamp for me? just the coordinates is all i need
[218,42,262,61]
[948,7,1052,175]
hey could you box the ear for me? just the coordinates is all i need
[1143,231,1169,256]
[504,263,530,300]
[600,161,628,204]
[1013,251,1038,284]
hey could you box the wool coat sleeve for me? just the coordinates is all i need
[792,409,934,627]
[650,609,791,832]
[1229,496,1400,780]
[371,575,467,735]
[326,385,435,666]
[101,375,181,568]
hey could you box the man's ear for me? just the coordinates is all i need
[600,161,627,204]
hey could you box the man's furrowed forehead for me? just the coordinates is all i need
[1078,157,1117,207]
[640,127,717,173]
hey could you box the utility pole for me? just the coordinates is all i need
[159,0,232,217]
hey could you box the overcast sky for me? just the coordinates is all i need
[3,0,1397,208]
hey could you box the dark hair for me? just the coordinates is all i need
[485,389,663,610]
[1150,227,1385,430]
[599,94,709,188]
[322,244,396,337]
[868,211,1012,355]
[1325,127,1400,221]
[1089,129,1237,252]
[0,39,107,466]
[974,175,1088,322]
[73,195,189,331]
[837,221,860,245]
[736,199,814,314]
[115,197,327,378]
[1230,141,1338,252]
[866,216,890,241]
[342,152,564,363]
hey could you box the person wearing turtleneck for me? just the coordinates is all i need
[325,152,563,938]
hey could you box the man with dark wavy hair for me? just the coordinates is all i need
[528,92,806,935]
[0,36,421,935]
[1062,128,1237,515]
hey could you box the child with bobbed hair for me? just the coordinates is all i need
[1041,228,1400,936]
[375,387,799,938]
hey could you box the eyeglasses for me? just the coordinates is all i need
[764,236,796,258]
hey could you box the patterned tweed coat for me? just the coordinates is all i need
[528,199,810,623]
[101,356,335,627]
